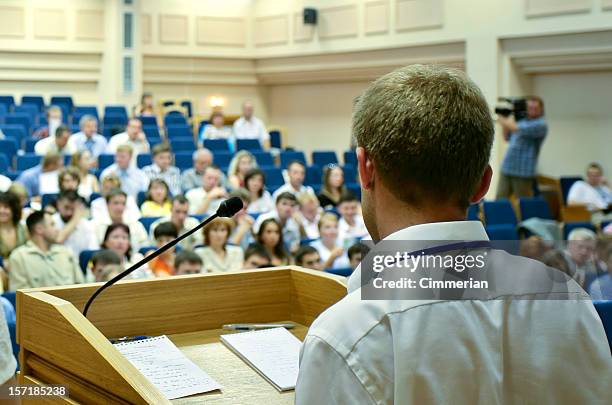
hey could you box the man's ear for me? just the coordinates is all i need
[356,147,375,190]
[470,164,492,204]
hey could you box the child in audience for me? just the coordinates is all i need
[296,193,322,239]
[69,150,100,199]
[141,179,172,217]
[295,245,323,271]
[244,169,274,214]
[256,218,290,266]
[148,222,178,276]
[174,250,204,275]
[317,165,347,209]
[337,193,369,247]
[90,249,122,282]
[310,213,350,270]
[101,223,153,279]
[195,218,244,273]
[243,243,272,269]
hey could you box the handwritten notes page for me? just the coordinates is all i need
[114,335,222,400]
[220,327,301,391]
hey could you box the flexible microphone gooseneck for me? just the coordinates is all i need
[82,197,244,318]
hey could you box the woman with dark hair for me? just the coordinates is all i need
[317,165,348,209]
[244,169,274,214]
[195,218,243,273]
[256,218,290,266]
[0,191,27,259]
[141,179,172,217]
[101,223,153,279]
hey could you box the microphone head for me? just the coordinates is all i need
[216,196,244,218]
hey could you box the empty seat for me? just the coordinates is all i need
[143,125,160,138]
[104,105,128,118]
[166,124,192,138]
[563,221,596,240]
[236,139,262,151]
[0,125,27,146]
[21,96,45,112]
[170,137,196,152]
[559,176,583,205]
[305,165,322,187]
[213,151,233,168]
[252,151,274,167]
[483,199,517,226]
[0,96,15,110]
[139,116,158,127]
[14,104,39,118]
[24,137,38,153]
[0,139,18,163]
[203,139,230,151]
[519,197,553,221]
[343,150,357,166]
[16,154,41,171]
[485,224,518,240]
[270,130,282,149]
[6,113,32,134]
[262,167,284,187]
[50,96,74,111]
[137,154,152,168]
[312,150,339,167]
[174,151,194,171]
[280,151,306,168]
[164,114,187,126]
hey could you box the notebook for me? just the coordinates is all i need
[114,335,222,400]
[220,327,301,391]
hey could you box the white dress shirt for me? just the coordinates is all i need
[567,180,612,211]
[52,213,99,260]
[296,221,612,405]
[272,183,315,201]
[34,137,76,155]
[90,195,142,223]
[185,187,225,215]
[233,116,270,143]
[106,132,150,166]
[338,215,369,247]
[310,239,350,269]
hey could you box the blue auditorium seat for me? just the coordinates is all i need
[16,154,41,171]
[103,114,128,131]
[175,151,193,171]
[0,125,27,147]
[139,116,158,127]
[0,104,7,121]
[236,139,262,151]
[519,197,553,221]
[0,96,15,110]
[343,165,357,184]
[73,105,99,120]
[559,176,582,205]
[280,151,306,168]
[166,124,192,139]
[98,154,115,170]
[139,217,161,233]
[181,101,193,118]
[270,130,282,149]
[325,267,354,277]
[143,125,160,138]
[483,199,517,226]
[79,249,100,274]
[343,150,357,166]
[139,246,157,256]
[41,193,59,208]
[0,139,18,163]
[213,151,234,168]
[137,154,152,168]
[252,151,275,167]
[6,113,32,135]
[204,139,230,151]
[486,224,518,240]
[21,95,45,111]
[137,191,146,207]
[170,137,196,152]
[467,203,480,221]
[14,104,39,119]
[148,136,163,148]
[346,183,361,199]
[50,96,73,111]
[164,113,187,126]
[262,167,284,187]
[104,105,128,118]
[0,154,9,173]
[563,221,596,239]
[593,300,612,350]
[305,165,322,187]
[312,150,338,167]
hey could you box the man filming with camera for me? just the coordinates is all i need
[496,96,547,199]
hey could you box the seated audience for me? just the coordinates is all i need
[272,161,314,201]
[295,193,322,239]
[34,125,75,156]
[195,218,243,273]
[53,191,98,260]
[348,242,369,270]
[186,165,227,215]
[68,115,107,159]
[564,228,601,288]
[310,213,350,270]
[337,193,369,246]
[589,247,612,299]
[174,250,203,275]
[540,249,573,278]
[244,169,274,214]
[227,189,255,250]
[519,235,551,261]
[256,218,290,266]
[0,174,10,193]
[90,174,141,222]
[0,191,27,259]
[16,152,63,198]
[106,118,150,164]
[70,150,100,199]
[317,165,347,209]
[295,245,323,271]
[100,223,152,279]
[100,144,149,198]
[148,222,178,277]
[199,111,232,144]
[134,92,160,122]
[228,150,258,190]
[58,167,82,195]
[9,210,84,290]
[33,105,63,139]
[141,179,172,217]
[149,195,202,250]
[89,249,122,282]
[181,148,213,192]
[233,101,270,149]
[242,243,272,269]
[143,144,181,196]
[253,192,301,253]
[567,163,612,225]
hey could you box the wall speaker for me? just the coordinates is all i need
[303,8,317,25]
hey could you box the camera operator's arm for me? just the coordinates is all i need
[515,119,547,140]
[497,115,518,134]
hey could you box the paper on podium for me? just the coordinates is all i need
[114,335,222,400]
[220,327,301,391]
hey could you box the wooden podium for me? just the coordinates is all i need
[16,267,347,404]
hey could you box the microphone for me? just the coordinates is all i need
[82,196,243,317]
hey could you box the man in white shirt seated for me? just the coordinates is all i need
[100,144,149,199]
[90,174,141,223]
[106,117,150,165]
[337,193,369,247]
[233,101,270,149]
[34,125,76,156]
[142,144,181,196]
[67,115,108,159]
[567,162,612,225]
[185,165,227,215]
[272,160,315,201]
[149,195,202,250]
[295,65,611,404]
[53,190,99,260]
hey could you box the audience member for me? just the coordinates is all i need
[242,243,272,269]
[134,92,160,121]
[58,167,81,195]
[16,152,63,198]
[100,223,152,279]
[69,150,100,199]
[53,191,98,260]
[181,148,213,192]
[33,105,63,139]
[228,150,258,190]
[310,213,350,270]
[256,218,290,266]
[272,161,314,201]
[244,169,274,213]
[149,195,202,250]
[295,193,322,240]
[68,115,107,159]
[199,111,232,144]
[519,235,551,261]
[143,144,181,196]
[106,118,150,164]
[9,210,84,289]
[148,222,178,277]
[564,228,600,288]
[337,193,369,246]
[90,174,141,222]
[34,125,75,156]
[295,245,323,271]
[185,165,227,215]
[317,165,347,209]
[227,189,255,250]
[0,192,27,259]
[567,163,612,225]
[100,144,149,199]
[174,250,203,275]
[233,101,270,149]
[497,96,547,199]
[141,179,172,217]
[89,249,122,282]
[253,192,301,253]
[195,218,244,273]
[589,246,612,299]
[6,183,31,220]
[347,242,369,270]
[540,249,573,278]
[96,264,122,282]
[0,175,10,193]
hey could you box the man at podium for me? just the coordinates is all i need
[295,65,611,404]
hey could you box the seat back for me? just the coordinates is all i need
[483,200,517,226]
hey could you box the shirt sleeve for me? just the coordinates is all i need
[8,252,30,291]
[517,119,547,139]
[0,308,16,385]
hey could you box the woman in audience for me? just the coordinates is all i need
[70,150,100,199]
[310,213,350,270]
[0,191,27,259]
[228,151,258,190]
[7,183,32,220]
[135,92,158,116]
[195,218,244,273]
[244,169,273,213]
[317,165,347,209]
[140,179,172,217]
[199,111,232,144]
[256,218,290,266]
[101,223,153,279]
[58,167,81,194]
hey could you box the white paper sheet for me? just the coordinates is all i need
[114,335,222,400]
[220,327,301,391]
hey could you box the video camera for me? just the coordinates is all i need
[495,97,528,121]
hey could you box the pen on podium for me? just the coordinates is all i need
[222,323,296,331]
